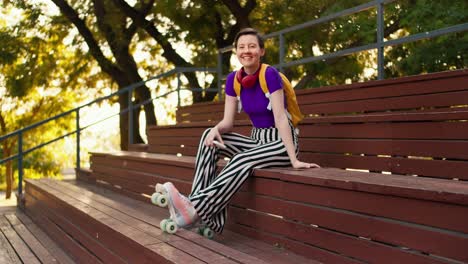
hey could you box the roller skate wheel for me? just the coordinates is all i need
[203,228,214,239]
[160,219,168,231]
[151,192,160,205]
[155,183,165,193]
[165,220,178,234]
[157,194,168,207]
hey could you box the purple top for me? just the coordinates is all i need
[225,66,285,128]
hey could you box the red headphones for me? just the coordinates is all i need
[236,67,260,88]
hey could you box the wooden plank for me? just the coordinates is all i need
[302,90,468,114]
[226,222,364,264]
[230,188,468,262]
[26,187,128,263]
[149,125,251,138]
[26,182,163,263]
[37,179,263,264]
[300,121,468,140]
[298,74,468,105]
[302,109,468,123]
[14,211,75,264]
[4,213,59,264]
[177,101,224,114]
[24,192,105,263]
[296,69,468,100]
[0,216,40,264]
[216,230,319,264]
[300,153,468,180]
[0,219,22,264]
[45,179,271,264]
[277,180,468,234]
[300,138,468,160]
[259,168,468,205]
[148,145,198,156]
[91,166,155,194]
[228,207,452,264]
[91,159,194,185]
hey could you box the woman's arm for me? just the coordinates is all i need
[204,95,237,147]
[271,90,320,169]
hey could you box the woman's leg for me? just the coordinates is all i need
[190,128,259,197]
[190,138,293,233]
[189,124,298,233]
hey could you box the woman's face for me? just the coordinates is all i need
[236,34,265,72]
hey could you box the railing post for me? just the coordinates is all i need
[76,108,80,170]
[177,71,181,107]
[377,0,385,80]
[128,89,134,146]
[17,131,23,195]
[279,33,285,72]
[217,51,222,101]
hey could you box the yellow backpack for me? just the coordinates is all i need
[233,63,304,127]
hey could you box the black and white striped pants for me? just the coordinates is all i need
[189,123,298,233]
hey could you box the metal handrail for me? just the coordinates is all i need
[216,0,468,96]
[0,67,216,196]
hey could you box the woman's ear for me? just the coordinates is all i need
[260,48,265,57]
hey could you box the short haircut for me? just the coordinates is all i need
[234,28,265,49]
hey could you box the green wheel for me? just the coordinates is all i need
[157,194,168,207]
[203,228,214,239]
[151,193,160,205]
[197,227,204,235]
[166,220,178,234]
[160,219,168,231]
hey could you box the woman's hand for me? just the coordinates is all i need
[291,159,320,169]
[204,127,224,147]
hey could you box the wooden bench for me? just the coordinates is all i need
[23,178,316,264]
[149,69,468,180]
[0,209,74,263]
[82,151,468,263]
[83,69,468,263]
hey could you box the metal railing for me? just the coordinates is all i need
[0,67,216,196]
[1,0,468,197]
[216,0,468,98]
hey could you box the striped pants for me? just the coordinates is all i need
[189,124,298,233]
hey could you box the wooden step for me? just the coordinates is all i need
[1,209,74,264]
[23,178,319,264]
[85,151,468,263]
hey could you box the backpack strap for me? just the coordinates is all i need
[233,70,243,112]
[258,63,273,110]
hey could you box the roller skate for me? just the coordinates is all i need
[151,183,169,207]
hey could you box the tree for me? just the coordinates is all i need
[0,1,91,198]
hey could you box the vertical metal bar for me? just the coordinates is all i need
[217,51,222,101]
[17,131,23,195]
[76,108,80,170]
[377,0,385,80]
[279,33,285,72]
[177,72,181,107]
[128,89,134,146]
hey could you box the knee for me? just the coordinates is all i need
[201,128,212,139]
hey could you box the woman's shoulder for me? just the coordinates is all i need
[264,64,280,77]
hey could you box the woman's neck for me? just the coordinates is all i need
[244,63,261,75]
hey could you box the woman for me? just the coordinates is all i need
[159,28,320,235]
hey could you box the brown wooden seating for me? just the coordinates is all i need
[81,151,468,263]
[1,209,74,263]
[149,69,468,180]
[24,178,316,264]
[82,69,468,263]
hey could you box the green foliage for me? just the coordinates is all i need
[385,0,468,77]
[0,1,96,191]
